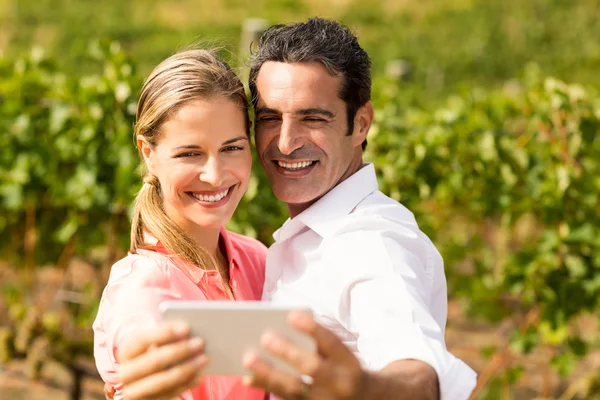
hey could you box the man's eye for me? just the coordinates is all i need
[259,116,279,122]
[305,117,325,122]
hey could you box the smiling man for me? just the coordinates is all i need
[242,17,477,400]
[252,60,365,218]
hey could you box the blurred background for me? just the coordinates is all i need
[1,0,599,399]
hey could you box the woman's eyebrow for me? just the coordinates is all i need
[222,136,249,145]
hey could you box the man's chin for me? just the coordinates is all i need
[272,188,322,209]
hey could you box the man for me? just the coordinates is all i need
[239,18,476,400]
[109,17,476,400]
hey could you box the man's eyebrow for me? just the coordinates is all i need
[296,108,335,118]
[256,106,280,116]
[256,106,335,119]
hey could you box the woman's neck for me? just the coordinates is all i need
[188,225,222,262]
[163,206,226,269]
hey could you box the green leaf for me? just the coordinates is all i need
[551,351,578,377]
[49,104,72,134]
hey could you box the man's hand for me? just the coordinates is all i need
[243,311,440,400]
[242,311,368,399]
[114,321,208,400]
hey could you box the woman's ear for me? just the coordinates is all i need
[137,135,156,174]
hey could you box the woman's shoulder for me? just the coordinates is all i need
[97,250,187,321]
[105,250,180,291]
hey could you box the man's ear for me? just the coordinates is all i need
[351,101,374,148]
[137,135,156,175]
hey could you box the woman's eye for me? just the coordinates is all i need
[223,146,244,152]
[176,152,198,158]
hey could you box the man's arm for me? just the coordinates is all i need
[327,228,476,399]
[245,226,476,399]
[362,359,439,400]
[244,312,441,400]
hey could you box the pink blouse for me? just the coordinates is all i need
[93,228,267,400]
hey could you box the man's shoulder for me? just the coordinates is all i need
[318,191,443,278]
[340,190,418,230]
[323,190,439,251]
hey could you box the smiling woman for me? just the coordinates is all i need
[92,49,268,400]
[138,98,251,233]
[130,50,252,273]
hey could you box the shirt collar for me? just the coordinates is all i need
[141,227,234,284]
[274,163,379,241]
[219,226,238,270]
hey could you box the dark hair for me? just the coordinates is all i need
[248,17,371,150]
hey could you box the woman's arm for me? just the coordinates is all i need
[112,321,207,400]
[95,255,208,400]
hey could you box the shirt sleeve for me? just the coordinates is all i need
[323,224,477,400]
[102,256,185,358]
[93,254,194,400]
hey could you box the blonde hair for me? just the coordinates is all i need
[130,49,249,270]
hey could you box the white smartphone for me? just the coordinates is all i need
[159,301,316,376]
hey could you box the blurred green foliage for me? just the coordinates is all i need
[2,39,599,394]
[1,0,600,397]
[2,0,600,103]
[0,41,141,264]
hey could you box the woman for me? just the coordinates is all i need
[93,49,267,400]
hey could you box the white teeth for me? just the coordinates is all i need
[277,161,314,170]
[190,188,229,202]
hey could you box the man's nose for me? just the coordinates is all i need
[277,119,303,155]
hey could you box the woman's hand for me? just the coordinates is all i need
[113,321,208,400]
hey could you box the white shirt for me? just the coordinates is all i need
[263,163,477,400]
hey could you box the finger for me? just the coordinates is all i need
[260,329,362,399]
[119,336,205,384]
[124,353,208,400]
[260,330,320,376]
[242,351,306,399]
[103,383,115,400]
[117,321,191,362]
[288,312,355,362]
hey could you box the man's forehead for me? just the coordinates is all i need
[254,61,342,109]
